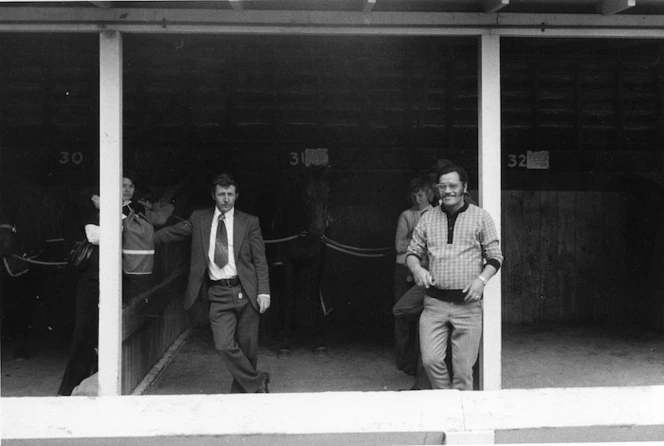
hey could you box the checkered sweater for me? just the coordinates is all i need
[407,203,503,290]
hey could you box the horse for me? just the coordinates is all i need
[265,165,331,358]
[0,179,71,359]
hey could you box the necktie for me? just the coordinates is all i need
[214,214,229,268]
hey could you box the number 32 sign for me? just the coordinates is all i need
[507,151,549,170]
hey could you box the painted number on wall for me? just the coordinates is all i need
[507,153,526,168]
[59,151,84,165]
[507,151,550,169]
[289,148,329,167]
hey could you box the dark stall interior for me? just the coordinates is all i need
[119,34,480,341]
[1,33,664,395]
[500,38,664,331]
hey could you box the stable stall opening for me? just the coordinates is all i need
[2,34,663,397]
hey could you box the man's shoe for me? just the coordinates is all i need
[255,372,270,393]
[402,365,417,376]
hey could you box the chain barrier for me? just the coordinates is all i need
[11,253,68,267]
[5,229,396,269]
[322,241,393,258]
[320,235,393,254]
[263,232,306,244]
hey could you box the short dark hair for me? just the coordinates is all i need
[123,169,138,186]
[211,173,238,193]
[437,164,468,185]
[409,177,432,194]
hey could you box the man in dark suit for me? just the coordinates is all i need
[154,173,271,393]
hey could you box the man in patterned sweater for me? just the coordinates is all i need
[406,164,503,390]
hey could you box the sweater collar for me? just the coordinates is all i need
[440,201,469,217]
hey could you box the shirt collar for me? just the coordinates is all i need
[213,206,234,221]
[419,204,433,216]
[440,201,469,217]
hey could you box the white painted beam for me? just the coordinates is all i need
[363,0,376,13]
[477,34,502,391]
[3,387,664,440]
[229,0,243,11]
[484,0,509,14]
[1,7,663,32]
[599,0,636,15]
[0,8,663,38]
[98,30,123,397]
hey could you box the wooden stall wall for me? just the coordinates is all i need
[0,34,99,359]
[121,241,191,394]
[1,34,192,394]
[122,35,480,338]
[502,39,664,332]
[502,190,629,325]
[4,34,663,345]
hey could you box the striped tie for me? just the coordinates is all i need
[214,214,228,268]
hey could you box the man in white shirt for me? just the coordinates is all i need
[155,173,271,393]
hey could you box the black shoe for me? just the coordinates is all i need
[255,372,270,393]
[398,385,422,391]
[402,365,417,376]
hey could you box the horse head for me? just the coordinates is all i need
[266,165,331,265]
[301,166,330,239]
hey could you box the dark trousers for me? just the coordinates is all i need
[58,277,98,396]
[393,277,431,390]
[393,264,419,371]
[208,283,263,393]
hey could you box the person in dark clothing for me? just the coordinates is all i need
[57,192,100,396]
[58,171,146,396]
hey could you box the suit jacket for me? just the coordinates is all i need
[154,207,270,311]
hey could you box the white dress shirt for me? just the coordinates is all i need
[208,207,237,280]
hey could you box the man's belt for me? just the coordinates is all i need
[425,288,469,303]
[209,276,240,287]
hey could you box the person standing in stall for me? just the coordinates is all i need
[57,170,147,396]
[393,177,434,380]
[153,173,271,393]
[406,164,503,390]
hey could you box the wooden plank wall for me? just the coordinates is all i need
[502,190,634,326]
[3,34,664,337]
[121,241,191,394]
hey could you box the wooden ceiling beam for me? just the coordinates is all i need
[484,0,509,14]
[598,0,636,15]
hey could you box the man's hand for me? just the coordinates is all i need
[257,294,271,313]
[412,266,434,288]
[463,278,485,302]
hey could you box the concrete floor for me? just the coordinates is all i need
[145,322,664,395]
[4,322,663,397]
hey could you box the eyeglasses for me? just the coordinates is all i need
[436,183,462,191]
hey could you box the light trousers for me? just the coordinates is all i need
[419,296,482,390]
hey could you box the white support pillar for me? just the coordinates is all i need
[99,30,123,396]
[478,34,502,391]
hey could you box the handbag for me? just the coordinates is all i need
[66,239,95,271]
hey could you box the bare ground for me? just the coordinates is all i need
[2,322,664,397]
